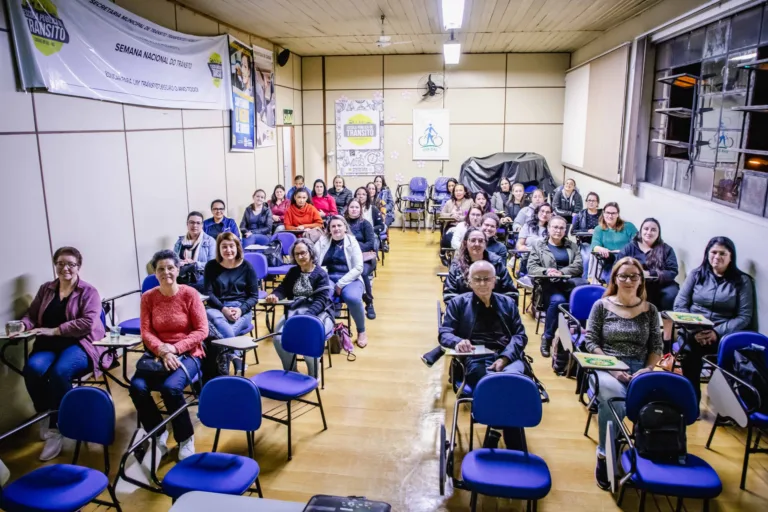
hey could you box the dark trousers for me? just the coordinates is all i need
[646,281,680,312]
[24,343,91,427]
[542,278,586,340]
[129,356,201,443]
[362,260,376,304]
[679,333,718,403]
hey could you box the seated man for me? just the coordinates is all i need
[438,260,529,449]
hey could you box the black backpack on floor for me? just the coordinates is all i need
[551,339,570,376]
[262,240,283,267]
[635,401,687,462]
[733,344,768,413]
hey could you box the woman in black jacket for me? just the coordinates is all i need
[265,240,334,378]
[345,199,377,320]
[552,178,583,224]
[240,189,274,246]
[329,175,354,215]
[673,236,755,401]
[572,191,602,279]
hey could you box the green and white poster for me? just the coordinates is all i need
[413,109,450,160]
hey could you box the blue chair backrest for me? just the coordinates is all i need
[625,372,699,425]
[58,387,115,446]
[524,184,538,194]
[409,177,428,194]
[433,177,450,194]
[569,285,605,321]
[473,373,542,428]
[718,332,768,370]
[198,377,262,432]
[244,252,268,280]
[282,315,326,359]
[272,232,297,257]
[141,274,160,294]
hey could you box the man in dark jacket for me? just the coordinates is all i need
[439,260,529,449]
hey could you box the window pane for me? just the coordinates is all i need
[662,159,678,189]
[685,28,706,64]
[646,157,664,186]
[656,41,673,70]
[761,5,768,44]
[695,130,718,163]
[701,57,726,94]
[704,20,730,58]
[729,7,762,50]
[713,167,741,205]
[691,165,715,200]
[720,94,746,131]
[698,94,722,129]
[671,35,690,67]
[675,162,693,194]
[725,49,755,92]
[740,172,768,215]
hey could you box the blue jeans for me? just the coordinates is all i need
[207,302,254,339]
[24,343,91,427]
[129,356,201,443]
[579,243,591,280]
[593,358,645,454]
[544,291,568,341]
[335,280,366,333]
[242,234,270,247]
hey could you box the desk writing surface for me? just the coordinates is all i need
[245,244,268,251]
[212,336,258,349]
[0,332,35,340]
[258,299,294,305]
[169,491,304,512]
[663,311,715,327]
[93,335,142,347]
[573,352,630,371]
[441,345,494,357]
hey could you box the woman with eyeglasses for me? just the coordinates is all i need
[572,192,602,279]
[591,202,637,283]
[528,215,585,357]
[240,189,273,246]
[173,211,217,292]
[268,185,289,232]
[473,191,491,214]
[552,178,583,225]
[265,241,334,378]
[674,237,754,402]
[328,175,353,215]
[584,256,662,491]
[16,247,106,461]
[491,177,513,212]
[480,213,507,261]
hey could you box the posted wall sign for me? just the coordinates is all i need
[413,109,450,160]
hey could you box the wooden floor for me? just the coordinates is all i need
[1,230,767,511]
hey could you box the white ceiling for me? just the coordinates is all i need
[178,0,663,55]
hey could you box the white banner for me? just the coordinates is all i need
[413,109,450,160]
[253,44,275,147]
[336,98,384,176]
[7,0,231,110]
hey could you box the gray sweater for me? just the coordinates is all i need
[585,299,663,361]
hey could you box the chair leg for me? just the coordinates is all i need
[320,356,325,390]
[675,498,683,512]
[469,491,478,512]
[617,484,626,506]
[252,347,260,365]
[706,415,719,449]
[102,373,112,395]
[107,483,123,512]
[254,477,264,498]
[212,429,221,452]
[638,491,646,512]
[316,388,328,430]
[327,339,333,369]
[286,400,292,461]
[584,411,593,437]
[741,425,752,490]
[703,499,710,512]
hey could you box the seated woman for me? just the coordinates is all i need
[366,182,389,232]
[473,191,491,214]
[501,182,528,226]
[268,185,289,232]
[449,203,484,251]
[618,218,679,349]
[491,177,513,212]
[673,236,754,402]
[440,183,472,221]
[345,199,378,320]
[584,256,662,491]
[552,178,583,225]
[315,216,368,348]
[591,202,638,283]
[130,250,207,461]
[572,192,602,279]
[240,189,273,246]
[441,178,458,208]
[527,215,585,357]
[480,213,507,261]
[516,203,552,276]
[203,233,260,376]
[513,188,546,230]
[174,211,216,291]
[374,175,396,227]
[355,186,385,235]
[283,189,323,231]
[311,179,338,219]
[329,175,353,215]
[19,246,106,461]
[265,241,334,379]
[422,228,517,367]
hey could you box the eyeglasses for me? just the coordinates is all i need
[294,251,309,258]
[586,199,598,203]
[55,262,78,269]
[604,210,619,216]
[471,276,494,284]
[467,238,486,245]
[616,273,641,282]
[187,220,202,226]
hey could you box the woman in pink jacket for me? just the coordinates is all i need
[310,179,338,219]
[18,246,107,461]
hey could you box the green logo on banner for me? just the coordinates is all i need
[208,53,223,88]
[21,0,70,56]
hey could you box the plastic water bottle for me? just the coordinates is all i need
[110,325,120,341]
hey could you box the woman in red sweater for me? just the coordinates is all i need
[129,250,208,461]
[311,178,338,218]
[283,189,323,230]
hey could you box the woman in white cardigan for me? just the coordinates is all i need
[314,216,368,347]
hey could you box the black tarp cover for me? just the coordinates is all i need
[458,152,556,197]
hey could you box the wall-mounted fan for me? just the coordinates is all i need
[417,73,446,100]
[350,15,411,49]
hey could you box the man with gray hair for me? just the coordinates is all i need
[439,260,529,449]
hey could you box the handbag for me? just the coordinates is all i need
[333,323,356,361]
[657,353,682,375]
[136,352,199,384]
[177,263,202,285]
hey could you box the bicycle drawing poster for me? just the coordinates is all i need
[413,109,450,160]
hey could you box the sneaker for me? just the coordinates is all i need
[540,336,552,358]
[178,435,195,461]
[595,455,610,491]
[39,416,51,441]
[39,431,63,461]
[421,355,434,368]
[157,430,169,457]
[365,303,376,320]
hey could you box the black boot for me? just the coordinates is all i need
[595,455,610,491]
[540,336,551,358]
[483,429,501,449]
[421,346,444,368]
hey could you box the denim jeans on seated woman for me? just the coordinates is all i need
[591,357,646,455]
[333,280,366,334]
[272,314,334,378]
[206,301,253,339]
[242,234,270,248]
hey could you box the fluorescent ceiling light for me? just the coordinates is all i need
[444,42,461,65]
[442,0,464,30]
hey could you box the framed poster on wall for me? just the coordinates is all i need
[253,45,276,147]
[413,109,449,160]
[336,98,384,176]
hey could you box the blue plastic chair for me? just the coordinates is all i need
[267,232,297,277]
[117,377,263,501]
[608,372,721,511]
[704,331,768,490]
[0,387,121,512]
[429,177,452,231]
[116,274,160,335]
[440,373,551,511]
[396,177,429,232]
[249,315,328,460]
